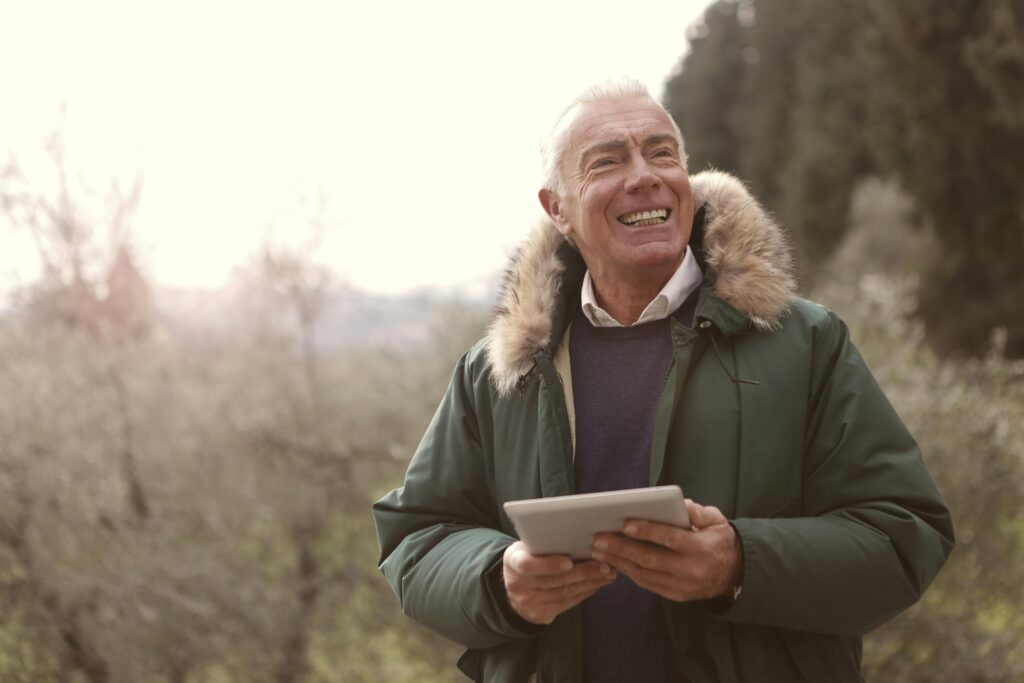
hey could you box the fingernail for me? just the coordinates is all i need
[592,550,606,561]
[599,563,610,575]
[593,540,607,551]
[624,523,638,535]
[560,559,572,572]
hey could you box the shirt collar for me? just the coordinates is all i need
[580,247,703,328]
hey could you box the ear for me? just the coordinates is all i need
[538,188,572,237]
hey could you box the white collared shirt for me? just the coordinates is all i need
[580,248,703,328]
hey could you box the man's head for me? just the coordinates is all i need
[538,79,694,289]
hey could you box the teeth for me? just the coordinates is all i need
[620,209,669,225]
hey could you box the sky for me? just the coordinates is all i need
[1,0,714,299]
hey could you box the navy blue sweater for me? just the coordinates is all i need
[570,310,676,683]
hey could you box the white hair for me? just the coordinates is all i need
[539,77,686,197]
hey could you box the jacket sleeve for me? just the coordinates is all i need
[715,311,955,637]
[372,351,538,649]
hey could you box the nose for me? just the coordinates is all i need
[624,157,660,194]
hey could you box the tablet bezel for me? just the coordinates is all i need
[502,485,690,560]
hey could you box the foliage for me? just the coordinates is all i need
[815,181,1024,681]
[4,168,1021,682]
[664,0,747,175]
[0,142,479,681]
[664,0,1024,356]
[1,134,152,341]
[0,285,480,682]
[4,16,1023,676]
[857,0,1024,357]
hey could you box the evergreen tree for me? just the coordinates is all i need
[778,1,873,273]
[664,0,1024,356]
[859,0,1024,356]
[730,0,808,207]
[664,0,747,174]
[665,1,868,282]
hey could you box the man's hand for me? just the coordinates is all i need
[501,541,617,625]
[590,499,741,602]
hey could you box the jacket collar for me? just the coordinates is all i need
[485,171,797,397]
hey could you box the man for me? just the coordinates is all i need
[373,79,954,682]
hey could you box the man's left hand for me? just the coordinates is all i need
[591,499,741,602]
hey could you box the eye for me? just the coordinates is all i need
[591,157,616,169]
[652,148,675,158]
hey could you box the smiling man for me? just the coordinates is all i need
[373,79,953,682]
[539,97,695,329]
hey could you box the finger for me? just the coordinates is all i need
[539,574,617,607]
[516,565,610,593]
[506,558,613,591]
[621,519,688,551]
[509,571,616,625]
[521,578,609,625]
[595,545,699,602]
[595,549,680,595]
[505,542,573,576]
[593,533,674,566]
[592,535,679,575]
[527,560,615,590]
[686,499,727,529]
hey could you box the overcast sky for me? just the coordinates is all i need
[1,0,713,299]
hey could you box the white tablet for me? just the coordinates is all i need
[503,485,690,560]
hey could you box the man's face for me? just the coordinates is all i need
[541,98,693,287]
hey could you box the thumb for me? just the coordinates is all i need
[685,499,728,529]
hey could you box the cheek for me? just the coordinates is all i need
[579,179,616,219]
[673,173,693,201]
[578,178,596,203]
[573,188,601,228]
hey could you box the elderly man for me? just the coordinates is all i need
[373,79,953,682]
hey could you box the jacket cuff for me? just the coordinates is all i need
[703,520,746,617]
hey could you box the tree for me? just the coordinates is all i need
[729,0,806,206]
[664,0,870,282]
[664,0,748,174]
[1,133,153,341]
[858,0,1024,356]
[812,183,1024,681]
[664,0,1024,356]
[776,1,874,273]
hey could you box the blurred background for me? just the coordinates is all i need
[1,0,1022,681]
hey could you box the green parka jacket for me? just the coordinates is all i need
[373,172,954,683]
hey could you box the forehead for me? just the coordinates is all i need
[564,98,676,156]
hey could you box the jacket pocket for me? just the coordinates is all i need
[457,649,483,682]
[457,641,540,682]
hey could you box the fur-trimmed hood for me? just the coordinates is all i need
[485,171,797,397]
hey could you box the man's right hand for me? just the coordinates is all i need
[501,541,616,625]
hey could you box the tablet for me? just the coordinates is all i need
[503,485,689,560]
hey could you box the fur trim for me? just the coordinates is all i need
[484,221,567,397]
[693,171,797,332]
[485,171,797,396]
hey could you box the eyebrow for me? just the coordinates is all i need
[579,134,679,167]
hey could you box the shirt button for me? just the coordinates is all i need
[699,320,712,330]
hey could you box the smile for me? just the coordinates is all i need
[618,208,671,227]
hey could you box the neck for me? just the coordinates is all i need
[590,269,671,326]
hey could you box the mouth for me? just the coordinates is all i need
[617,208,671,227]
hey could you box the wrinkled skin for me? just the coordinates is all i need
[539,96,695,324]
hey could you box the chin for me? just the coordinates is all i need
[624,242,686,269]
